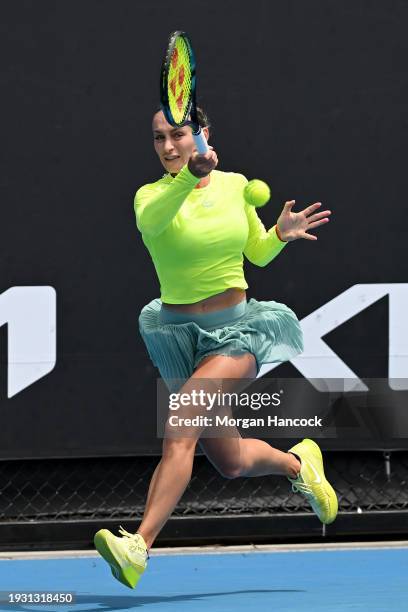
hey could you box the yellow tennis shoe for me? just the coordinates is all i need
[94,526,148,589]
[287,438,338,524]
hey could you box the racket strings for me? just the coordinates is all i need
[167,36,192,123]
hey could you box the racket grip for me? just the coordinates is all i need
[193,129,209,154]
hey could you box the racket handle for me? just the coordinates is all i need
[193,128,209,154]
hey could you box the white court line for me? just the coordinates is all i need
[1,540,408,560]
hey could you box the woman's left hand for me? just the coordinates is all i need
[276,200,331,242]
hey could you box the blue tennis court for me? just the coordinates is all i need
[1,544,406,611]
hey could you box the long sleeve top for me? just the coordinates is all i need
[134,165,287,303]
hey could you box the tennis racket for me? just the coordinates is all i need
[160,30,209,154]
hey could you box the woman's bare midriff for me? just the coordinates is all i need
[162,288,246,313]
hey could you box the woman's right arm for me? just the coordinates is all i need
[134,165,200,238]
[134,149,218,238]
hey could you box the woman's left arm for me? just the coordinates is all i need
[243,203,288,267]
[243,199,332,267]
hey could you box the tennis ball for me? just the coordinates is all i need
[243,179,271,207]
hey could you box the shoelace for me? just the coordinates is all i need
[291,481,314,499]
[118,526,150,560]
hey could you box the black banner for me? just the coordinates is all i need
[1,1,407,457]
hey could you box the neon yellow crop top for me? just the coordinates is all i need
[134,165,287,304]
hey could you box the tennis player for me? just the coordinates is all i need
[94,107,337,589]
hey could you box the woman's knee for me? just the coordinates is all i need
[215,460,243,479]
[162,436,197,460]
[199,433,245,479]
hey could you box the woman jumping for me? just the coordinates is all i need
[94,107,337,589]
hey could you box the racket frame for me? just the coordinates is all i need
[160,30,208,154]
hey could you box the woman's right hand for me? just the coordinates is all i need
[188,147,218,178]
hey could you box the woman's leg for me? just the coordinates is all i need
[195,354,301,479]
[136,353,257,550]
[199,435,300,479]
[194,356,337,527]
[143,459,162,516]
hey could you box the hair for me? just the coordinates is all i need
[155,106,211,136]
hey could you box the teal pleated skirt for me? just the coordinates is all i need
[138,297,304,392]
